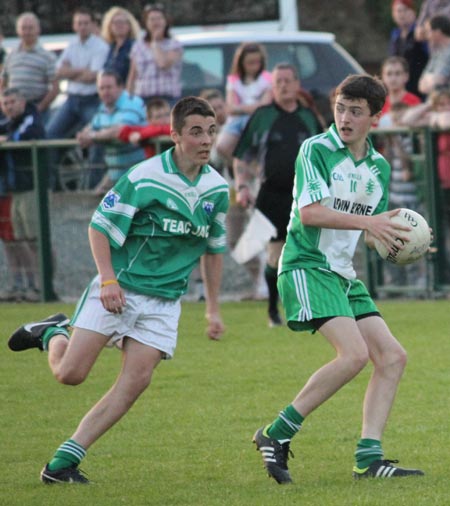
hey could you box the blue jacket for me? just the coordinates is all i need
[0,102,46,193]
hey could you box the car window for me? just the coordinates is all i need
[181,46,224,92]
[265,43,317,80]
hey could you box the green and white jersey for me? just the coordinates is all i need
[280,124,390,280]
[91,147,229,299]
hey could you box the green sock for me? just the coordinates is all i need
[42,326,70,351]
[47,439,86,471]
[267,404,304,442]
[354,438,383,469]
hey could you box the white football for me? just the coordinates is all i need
[374,208,431,265]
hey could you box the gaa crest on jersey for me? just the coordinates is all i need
[202,200,214,215]
[102,190,120,210]
[166,198,179,210]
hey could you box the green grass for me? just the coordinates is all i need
[0,300,449,506]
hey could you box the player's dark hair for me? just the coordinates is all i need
[171,96,215,133]
[335,74,387,115]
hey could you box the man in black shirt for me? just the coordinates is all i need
[234,63,322,326]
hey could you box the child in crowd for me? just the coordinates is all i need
[118,98,171,158]
[216,42,272,168]
[378,56,422,127]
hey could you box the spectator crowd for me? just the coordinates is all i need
[0,0,450,303]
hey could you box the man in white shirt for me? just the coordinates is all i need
[46,8,109,189]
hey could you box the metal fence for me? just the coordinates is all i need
[0,130,449,303]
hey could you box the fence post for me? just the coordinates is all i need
[31,142,56,301]
[423,128,446,292]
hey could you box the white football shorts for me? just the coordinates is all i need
[71,276,181,359]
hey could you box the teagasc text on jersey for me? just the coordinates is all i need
[162,218,210,237]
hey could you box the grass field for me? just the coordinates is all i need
[0,300,449,506]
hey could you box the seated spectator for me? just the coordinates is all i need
[216,42,272,169]
[127,4,183,105]
[199,89,228,174]
[379,56,422,127]
[0,88,54,301]
[390,0,429,98]
[101,7,141,85]
[0,12,59,125]
[418,15,450,95]
[118,97,171,159]
[76,71,146,196]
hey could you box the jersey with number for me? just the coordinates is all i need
[279,124,390,280]
[90,147,229,299]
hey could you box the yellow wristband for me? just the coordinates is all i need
[101,279,118,288]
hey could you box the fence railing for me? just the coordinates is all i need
[368,126,449,298]
[0,130,449,302]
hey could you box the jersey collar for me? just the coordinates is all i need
[161,147,210,182]
[327,123,376,160]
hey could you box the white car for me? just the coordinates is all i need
[178,31,365,122]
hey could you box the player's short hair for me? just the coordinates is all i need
[335,74,387,115]
[171,96,215,133]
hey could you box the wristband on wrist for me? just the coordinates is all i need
[101,279,118,288]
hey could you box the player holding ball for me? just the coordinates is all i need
[253,74,429,484]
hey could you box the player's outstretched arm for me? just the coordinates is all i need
[200,253,225,341]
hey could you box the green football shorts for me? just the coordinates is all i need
[278,267,379,333]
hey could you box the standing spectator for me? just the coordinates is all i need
[0,12,59,125]
[7,96,228,485]
[418,15,450,95]
[117,97,171,159]
[389,0,429,98]
[46,8,109,189]
[0,88,49,301]
[216,42,272,169]
[76,71,146,196]
[233,63,323,326]
[101,7,141,85]
[415,0,450,41]
[127,4,183,105]
[379,56,421,127]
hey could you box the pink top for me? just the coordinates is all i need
[226,70,272,109]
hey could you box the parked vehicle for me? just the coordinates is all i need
[178,31,364,122]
